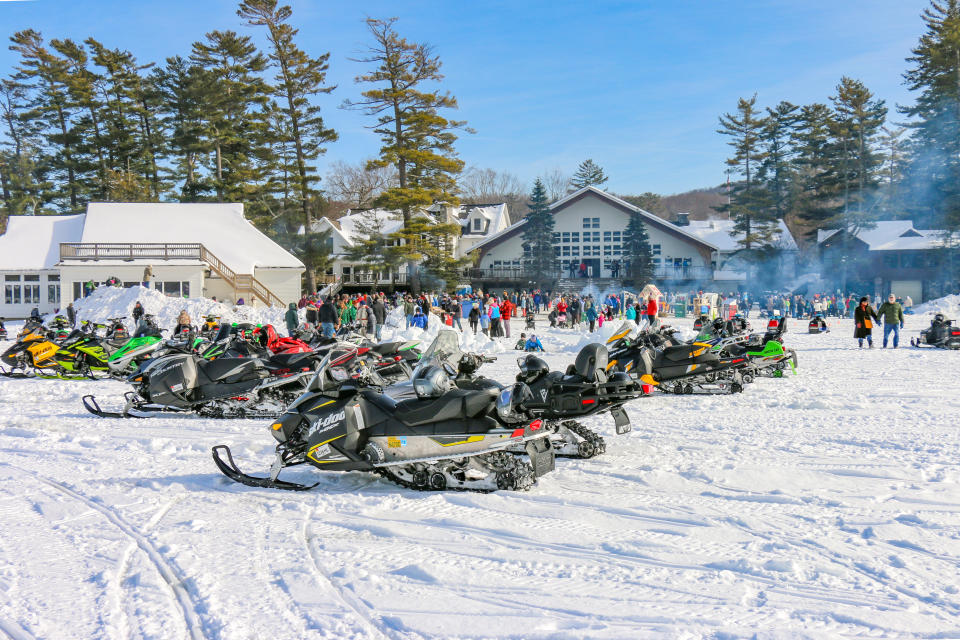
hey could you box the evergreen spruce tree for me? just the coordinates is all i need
[901,0,960,231]
[238,0,338,293]
[716,94,777,253]
[152,56,209,200]
[568,159,608,191]
[758,101,799,223]
[344,17,469,293]
[793,102,840,232]
[521,178,556,287]
[623,212,654,289]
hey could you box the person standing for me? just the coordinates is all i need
[646,296,658,328]
[403,296,415,329]
[468,302,480,334]
[876,293,905,348]
[586,302,598,332]
[142,265,153,288]
[372,296,386,341]
[904,295,913,314]
[285,303,299,337]
[132,301,144,325]
[854,296,878,348]
[318,297,339,338]
[66,302,76,326]
[500,296,513,338]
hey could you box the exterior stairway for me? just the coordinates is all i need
[554,277,624,295]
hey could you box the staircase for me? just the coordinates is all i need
[60,242,285,307]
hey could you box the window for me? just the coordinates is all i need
[592,246,600,256]
[342,266,352,275]
[603,231,611,241]
[4,285,20,305]
[48,284,60,304]
[47,274,60,282]
[571,232,579,242]
[162,281,190,297]
[5,274,20,282]
[24,274,40,282]
[603,245,612,256]
[23,285,40,304]
[571,245,580,256]
[652,244,661,256]
[73,282,82,300]
[562,246,570,256]
[473,218,483,232]
[582,218,591,229]
[883,254,898,268]
[612,231,621,241]
[562,232,570,243]
[591,217,600,228]
[653,258,662,266]
[592,231,600,242]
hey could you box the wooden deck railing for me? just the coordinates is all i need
[60,242,285,307]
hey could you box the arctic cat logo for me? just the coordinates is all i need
[540,389,548,402]
[310,409,346,435]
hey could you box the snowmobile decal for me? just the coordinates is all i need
[433,435,485,447]
[307,409,346,436]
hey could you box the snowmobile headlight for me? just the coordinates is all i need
[496,387,515,421]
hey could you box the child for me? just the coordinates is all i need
[524,334,544,352]
[514,332,527,350]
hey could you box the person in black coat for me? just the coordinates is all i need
[853,296,878,349]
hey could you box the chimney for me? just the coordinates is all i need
[674,212,690,227]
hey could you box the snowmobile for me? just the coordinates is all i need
[718,317,797,378]
[212,347,556,492]
[692,315,710,331]
[389,331,636,459]
[0,321,7,341]
[82,346,323,419]
[200,315,222,340]
[808,314,829,333]
[0,323,63,377]
[605,322,747,394]
[911,313,960,349]
[105,317,129,341]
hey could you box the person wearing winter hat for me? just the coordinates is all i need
[853,296,878,349]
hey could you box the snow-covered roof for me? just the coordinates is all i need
[335,209,407,246]
[81,203,302,272]
[0,214,85,271]
[684,218,798,252]
[460,204,509,236]
[817,220,956,251]
[470,186,719,253]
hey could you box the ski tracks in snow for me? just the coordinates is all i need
[0,463,204,640]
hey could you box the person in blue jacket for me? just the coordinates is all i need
[524,334,544,352]
[410,308,427,329]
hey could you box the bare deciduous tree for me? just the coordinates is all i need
[541,167,571,202]
[459,166,523,203]
[324,159,397,209]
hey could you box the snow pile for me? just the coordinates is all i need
[71,285,286,333]
[380,305,506,353]
[912,294,960,318]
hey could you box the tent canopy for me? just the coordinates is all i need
[640,284,663,299]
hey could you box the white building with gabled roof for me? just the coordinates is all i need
[469,187,720,285]
[0,203,303,318]
[313,202,511,287]
[681,217,799,282]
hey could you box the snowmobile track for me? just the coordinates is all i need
[3,464,205,640]
[300,496,397,640]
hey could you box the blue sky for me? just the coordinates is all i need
[0,0,927,195]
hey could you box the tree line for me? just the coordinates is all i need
[716,0,960,273]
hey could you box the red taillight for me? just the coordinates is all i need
[528,419,543,431]
[231,396,249,401]
[641,384,653,394]
[731,358,745,364]
[357,347,370,355]
[952,330,960,336]
[511,428,525,438]
[581,398,596,405]
[394,355,402,361]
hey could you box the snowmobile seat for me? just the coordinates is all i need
[662,344,702,362]
[394,388,498,427]
[369,342,400,355]
[264,352,316,371]
[198,358,265,384]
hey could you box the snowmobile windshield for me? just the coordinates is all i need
[606,322,635,345]
[307,345,359,393]
[413,329,462,378]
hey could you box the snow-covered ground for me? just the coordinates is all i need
[2,310,960,638]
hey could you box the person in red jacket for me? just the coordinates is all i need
[646,296,658,327]
[500,298,514,338]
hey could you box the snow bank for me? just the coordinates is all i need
[380,306,506,353]
[913,294,960,318]
[71,285,286,332]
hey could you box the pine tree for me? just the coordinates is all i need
[152,56,209,200]
[716,94,776,252]
[238,0,338,293]
[568,159,608,191]
[344,17,469,293]
[758,101,799,222]
[0,77,47,217]
[344,211,403,289]
[877,125,909,217]
[829,77,886,234]
[521,178,556,287]
[793,102,840,231]
[623,212,654,289]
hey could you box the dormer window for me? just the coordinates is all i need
[473,218,483,232]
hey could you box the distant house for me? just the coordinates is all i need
[817,221,958,302]
[681,217,799,283]
[0,203,303,318]
[469,187,719,286]
[313,203,510,288]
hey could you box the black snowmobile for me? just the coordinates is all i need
[605,322,747,394]
[82,348,323,419]
[912,313,960,349]
[212,347,556,492]
[387,331,638,459]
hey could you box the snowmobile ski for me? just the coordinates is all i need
[212,445,319,491]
